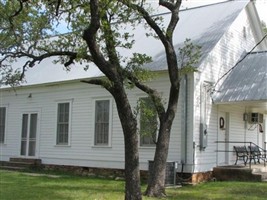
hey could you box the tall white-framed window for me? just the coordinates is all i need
[0,107,6,144]
[94,99,112,146]
[139,97,157,147]
[56,101,72,145]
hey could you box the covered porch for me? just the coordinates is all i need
[215,100,267,168]
[212,51,267,169]
[214,99,267,170]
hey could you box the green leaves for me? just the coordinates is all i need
[123,53,154,89]
[0,65,23,87]
[178,38,201,77]
[137,97,158,140]
[0,0,197,90]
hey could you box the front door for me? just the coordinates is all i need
[218,112,229,165]
[20,113,38,157]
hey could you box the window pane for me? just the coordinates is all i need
[57,103,70,145]
[0,107,6,143]
[28,141,36,156]
[95,100,109,145]
[20,141,27,156]
[29,114,37,139]
[0,127,5,142]
[139,97,157,146]
[21,114,28,138]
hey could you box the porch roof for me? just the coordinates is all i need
[213,51,267,104]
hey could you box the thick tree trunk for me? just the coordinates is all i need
[112,86,142,200]
[145,86,179,197]
[144,123,172,197]
[124,132,142,200]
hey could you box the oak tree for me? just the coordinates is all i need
[0,0,200,198]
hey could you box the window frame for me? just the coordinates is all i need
[93,98,112,147]
[55,100,72,146]
[0,107,7,144]
[138,97,158,147]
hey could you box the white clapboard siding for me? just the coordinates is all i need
[0,74,184,170]
[191,6,262,172]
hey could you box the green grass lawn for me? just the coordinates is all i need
[0,169,266,200]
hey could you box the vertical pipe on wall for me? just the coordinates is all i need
[184,75,188,164]
[181,75,188,165]
[263,116,267,149]
[216,105,219,165]
[244,107,248,142]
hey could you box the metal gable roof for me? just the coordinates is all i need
[144,1,248,71]
[1,0,249,88]
[213,51,267,103]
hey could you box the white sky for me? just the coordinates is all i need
[255,0,267,24]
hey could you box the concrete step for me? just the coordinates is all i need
[213,166,262,182]
[251,165,267,181]
[1,161,34,168]
[9,158,42,165]
[0,165,25,171]
[0,158,42,172]
[252,171,267,181]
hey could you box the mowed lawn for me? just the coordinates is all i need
[0,170,266,200]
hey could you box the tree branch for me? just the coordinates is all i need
[81,79,105,86]
[81,78,113,93]
[1,50,93,83]
[82,0,119,82]
[55,0,62,16]
[10,0,29,19]
[125,70,166,118]
[119,0,167,45]
[7,0,29,43]
[164,0,182,41]
[159,0,175,10]
[101,13,120,67]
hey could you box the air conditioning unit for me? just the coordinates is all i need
[248,113,263,124]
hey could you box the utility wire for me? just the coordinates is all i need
[214,34,267,88]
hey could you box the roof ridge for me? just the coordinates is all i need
[180,0,234,12]
[151,0,236,17]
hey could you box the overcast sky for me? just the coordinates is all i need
[256,0,267,24]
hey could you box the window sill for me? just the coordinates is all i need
[54,144,71,147]
[139,146,156,149]
[92,145,112,148]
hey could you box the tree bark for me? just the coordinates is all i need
[145,127,170,196]
[83,1,143,197]
[145,86,179,197]
[110,85,142,200]
[145,120,178,197]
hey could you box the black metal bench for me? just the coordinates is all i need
[233,146,248,166]
[248,145,266,166]
[248,146,261,164]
